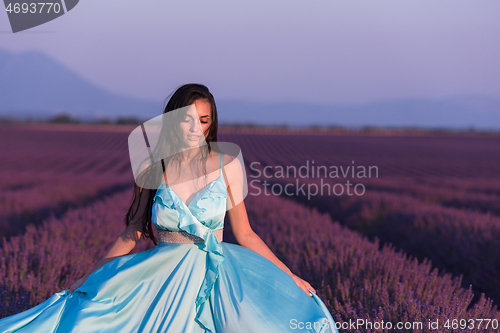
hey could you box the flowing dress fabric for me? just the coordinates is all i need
[0,153,340,333]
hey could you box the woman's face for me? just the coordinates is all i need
[178,99,212,147]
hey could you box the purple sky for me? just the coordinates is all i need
[1,0,499,105]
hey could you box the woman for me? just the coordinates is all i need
[0,83,339,332]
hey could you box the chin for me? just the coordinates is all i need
[184,139,199,146]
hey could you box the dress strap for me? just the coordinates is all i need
[209,151,215,172]
[220,152,223,177]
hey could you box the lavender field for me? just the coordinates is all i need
[1,123,499,332]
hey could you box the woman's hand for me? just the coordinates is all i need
[69,276,87,294]
[290,273,316,297]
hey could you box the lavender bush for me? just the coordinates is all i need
[240,189,500,332]
[0,189,154,317]
[1,124,499,332]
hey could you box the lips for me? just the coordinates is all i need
[187,135,200,141]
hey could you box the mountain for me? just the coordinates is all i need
[216,97,500,130]
[1,49,499,130]
[0,49,161,121]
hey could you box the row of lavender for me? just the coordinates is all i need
[4,126,498,242]
[0,172,133,239]
[0,188,154,318]
[245,165,500,309]
[231,132,500,308]
[0,125,131,176]
[4,125,498,185]
[1,184,499,331]
[362,176,500,217]
[222,131,500,179]
[2,125,500,329]
[0,125,134,239]
[242,191,500,332]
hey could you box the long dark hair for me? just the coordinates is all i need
[124,83,219,246]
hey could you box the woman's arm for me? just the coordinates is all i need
[222,154,315,296]
[69,226,142,293]
[86,226,142,278]
[69,225,142,293]
[69,187,151,293]
[226,200,316,297]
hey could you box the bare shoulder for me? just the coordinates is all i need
[221,152,240,172]
[211,142,244,180]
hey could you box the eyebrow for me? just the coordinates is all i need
[200,115,210,118]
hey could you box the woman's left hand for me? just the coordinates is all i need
[289,273,316,297]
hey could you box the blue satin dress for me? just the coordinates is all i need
[0,153,340,333]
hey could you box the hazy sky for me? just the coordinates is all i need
[1,0,499,105]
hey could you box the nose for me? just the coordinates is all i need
[190,119,202,133]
